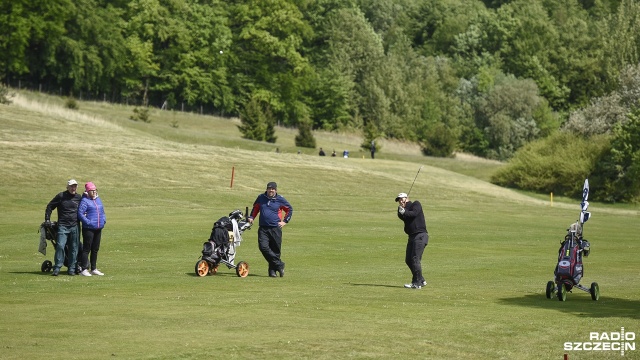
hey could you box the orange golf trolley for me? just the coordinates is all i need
[195,208,252,278]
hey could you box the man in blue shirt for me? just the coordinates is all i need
[248,182,293,277]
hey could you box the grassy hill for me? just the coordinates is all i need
[0,92,638,360]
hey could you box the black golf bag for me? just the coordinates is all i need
[203,216,233,260]
[554,223,591,290]
[195,209,252,277]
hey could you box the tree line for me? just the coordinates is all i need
[2,0,639,201]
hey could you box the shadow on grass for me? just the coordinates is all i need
[349,283,404,289]
[185,272,262,278]
[9,271,57,275]
[499,294,640,319]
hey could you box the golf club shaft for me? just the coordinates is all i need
[407,166,423,197]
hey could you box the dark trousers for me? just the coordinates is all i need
[405,232,428,285]
[258,226,284,270]
[81,227,102,271]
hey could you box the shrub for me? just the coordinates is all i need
[65,97,79,110]
[130,107,151,123]
[0,84,13,104]
[491,131,610,198]
[420,123,457,157]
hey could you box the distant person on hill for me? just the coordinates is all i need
[45,179,82,276]
[331,150,337,157]
[248,182,293,277]
[395,192,429,289]
[319,148,326,156]
[343,150,349,158]
[370,140,376,159]
[78,182,107,277]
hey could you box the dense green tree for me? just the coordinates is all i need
[169,1,233,111]
[598,0,640,94]
[307,65,353,130]
[460,69,558,160]
[238,92,277,142]
[294,121,316,148]
[0,0,73,83]
[0,0,35,77]
[50,0,126,94]
[228,0,313,124]
[406,0,488,57]
[320,7,385,129]
[563,63,640,136]
[591,107,640,202]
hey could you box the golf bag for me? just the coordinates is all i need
[546,178,599,301]
[38,221,83,273]
[195,208,252,277]
[554,222,591,289]
[204,216,233,260]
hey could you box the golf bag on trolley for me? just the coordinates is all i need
[194,208,252,278]
[38,221,83,273]
[546,179,599,301]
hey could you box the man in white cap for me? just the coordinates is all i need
[45,179,82,276]
[395,192,429,289]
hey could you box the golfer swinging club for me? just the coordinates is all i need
[395,192,429,289]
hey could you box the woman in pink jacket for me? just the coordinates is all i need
[78,182,107,276]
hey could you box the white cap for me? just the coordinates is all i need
[395,192,408,202]
[67,179,78,186]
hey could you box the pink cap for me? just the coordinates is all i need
[85,182,97,191]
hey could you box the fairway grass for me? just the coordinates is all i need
[1,93,639,360]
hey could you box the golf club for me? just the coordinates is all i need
[407,166,423,197]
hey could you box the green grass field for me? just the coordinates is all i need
[1,92,639,360]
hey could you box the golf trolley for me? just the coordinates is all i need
[194,208,252,278]
[38,221,83,274]
[545,179,600,301]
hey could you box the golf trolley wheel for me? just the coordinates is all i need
[545,281,555,299]
[41,260,53,273]
[195,260,210,277]
[235,261,249,278]
[557,283,567,302]
[590,282,600,301]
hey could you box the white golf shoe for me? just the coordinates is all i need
[80,269,92,277]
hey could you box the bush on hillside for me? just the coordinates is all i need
[130,107,151,122]
[491,131,610,198]
[420,122,457,157]
[65,97,79,110]
[0,84,13,104]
